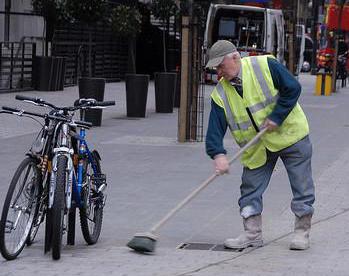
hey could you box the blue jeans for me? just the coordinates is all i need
[239,135,315,218]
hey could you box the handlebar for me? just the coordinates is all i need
[15,95,116,111]
[2,106,92,128]
[74,98,115,108]
[15,94,57,109]
[2,106,21,113]
[3,106,44,119]
[4,95,115,128]
[15,95,43,103]
[73,120,93,128]
[95,101,115,107]
[46,114,93,128]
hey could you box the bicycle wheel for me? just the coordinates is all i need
[79,151,104,245]
[51,155,67,260]
[26,183,45,246]
[0,157,41,260]
[26,205,40,247]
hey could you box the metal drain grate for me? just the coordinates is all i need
[177,242,243,252]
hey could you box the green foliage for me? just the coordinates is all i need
[32,0,54,14]
[179,0,190,16]
[31,0,65,21]
[150,0,178,72]
[110,5,142,37]
[151,0,178,23]
[64,0,107,25]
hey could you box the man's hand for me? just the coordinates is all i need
[261,118,278,131]
[214,154,229,175]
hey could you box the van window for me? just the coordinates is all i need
[212,9,265,50]
[219,18,236,37]
[272,20,278,56]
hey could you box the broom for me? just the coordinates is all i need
[127,128,268,253]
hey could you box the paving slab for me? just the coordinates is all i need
[0,74,349,276]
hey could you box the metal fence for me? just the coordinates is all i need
[0,42,36,92]
[51,23,128,86]
[189,15,205,142]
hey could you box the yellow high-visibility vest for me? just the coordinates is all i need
[211,55,309,169]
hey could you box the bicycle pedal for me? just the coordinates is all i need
[89,191,106,207]
[91,174,107,193]
[91,174,106,184]
[97,183,107,193]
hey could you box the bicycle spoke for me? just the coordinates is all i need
[12,164,32,206]
[79,152,104,245]
[1,98,113,259]
[1,159,40,259]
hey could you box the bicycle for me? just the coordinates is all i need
[0,95,114,260]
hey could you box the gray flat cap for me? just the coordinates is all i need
[206,40,237,68]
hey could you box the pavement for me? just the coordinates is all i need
[0,74,349,275]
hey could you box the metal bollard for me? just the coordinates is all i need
[315,72,332,96]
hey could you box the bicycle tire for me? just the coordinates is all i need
[0,157,41,260]
[51,155,67,260]
[79,151,104,245]
[26,178,45,246]
[44,207,52,253]
[26,202,41,246]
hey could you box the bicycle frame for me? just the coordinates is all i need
[49,123,73,210]
[1,95,114,260]
[49,122,99,210]
[74,126,99,209]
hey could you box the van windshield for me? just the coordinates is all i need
[212,9,265,51]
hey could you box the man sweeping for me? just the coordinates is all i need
[205,40,315,250]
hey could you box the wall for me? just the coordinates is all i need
[0,0,44,42]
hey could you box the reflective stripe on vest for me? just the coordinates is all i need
[216,83,252,132]
[211,55,309,169]
[248,57,279,113]
[216,82,250,147]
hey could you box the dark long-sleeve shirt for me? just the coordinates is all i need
[206,57,302,159]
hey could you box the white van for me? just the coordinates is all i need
[204,4,285,83]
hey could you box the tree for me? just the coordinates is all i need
[63,0,107,77]
[151,0,178,72]
[110,4,142,74]
[31,0,66,56]
[64,0,107,25]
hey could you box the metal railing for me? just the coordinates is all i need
[0,42,36,92]
[51,23,128,86]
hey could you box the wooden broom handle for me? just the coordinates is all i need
[149,128,268,233]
